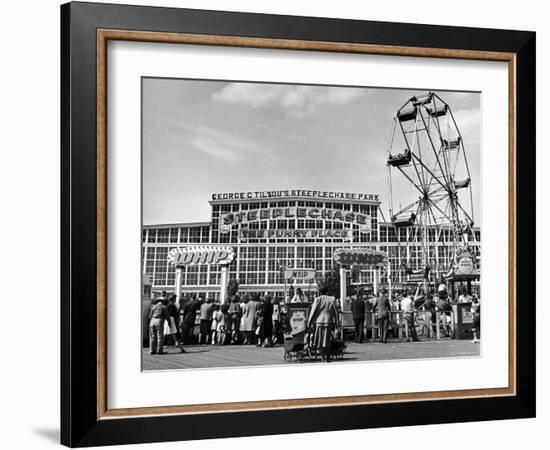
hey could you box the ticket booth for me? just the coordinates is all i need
[446,270,480,340]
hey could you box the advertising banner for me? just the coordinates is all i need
[455,246,476,275]
[284,268,316,280]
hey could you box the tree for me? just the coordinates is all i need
[227,278,240,298]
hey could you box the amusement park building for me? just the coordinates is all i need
[142,191,481,300]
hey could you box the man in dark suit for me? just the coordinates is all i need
[181,295,201,345]
[351,294,366,343]
[259,295,274,347]
[374,289,391,343]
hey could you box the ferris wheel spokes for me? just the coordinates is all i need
[386,92,475,276]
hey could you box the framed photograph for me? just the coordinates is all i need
[61,1,535,447]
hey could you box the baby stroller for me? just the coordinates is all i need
[330,339,347,360]
[283,331,317,362]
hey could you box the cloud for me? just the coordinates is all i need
[183,126,257,162]
[190,135,243,161]
[212,83,365,116]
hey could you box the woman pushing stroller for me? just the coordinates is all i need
[307,284,339,362]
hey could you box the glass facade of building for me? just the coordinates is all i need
[142,195,481,300]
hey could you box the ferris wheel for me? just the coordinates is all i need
[386,92,475,279]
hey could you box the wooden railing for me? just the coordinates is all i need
[339,310,455,342]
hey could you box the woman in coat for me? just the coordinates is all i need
[241,295,258,345]
[228,295,242,344]
[307,285,338,362]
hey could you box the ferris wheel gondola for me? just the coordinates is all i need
[386,92,475,283]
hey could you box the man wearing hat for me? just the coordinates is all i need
[351,294,366,343]
[400,290,419,342]
[181,295,201,345]
[471,294,481,343]
[149,297,168,355]
[436,288,452,337]
[374,289,391,343]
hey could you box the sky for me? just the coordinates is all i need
[142,78,480,225]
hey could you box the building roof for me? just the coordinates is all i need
[143,221,211,229]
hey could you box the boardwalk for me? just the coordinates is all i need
[142,340,480,371]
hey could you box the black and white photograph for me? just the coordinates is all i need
[141,79,482,371]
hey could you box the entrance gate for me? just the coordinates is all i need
[333,248,389,309]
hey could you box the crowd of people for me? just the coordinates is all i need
[147,284,480,356]
[147,292,284,355]
[349,285,481,344]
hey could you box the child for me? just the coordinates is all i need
[217,304,230,346]
[211,304,221,345]
[255,308,264,347]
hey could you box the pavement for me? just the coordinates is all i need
[142,339,480,371]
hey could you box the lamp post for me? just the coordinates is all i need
[219,265,229,305]
[174,267,183,307]
[339,266,347,311]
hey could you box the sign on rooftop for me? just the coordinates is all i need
[220,206,372,235]
[211,190,379,202]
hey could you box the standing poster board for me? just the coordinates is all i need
[285,303,312,335]
[453,303,475,340]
